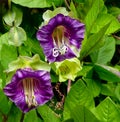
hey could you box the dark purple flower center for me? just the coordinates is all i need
[22,77,38,108]
[52,25,69,57]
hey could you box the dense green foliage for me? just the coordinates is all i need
[0,0,120,122]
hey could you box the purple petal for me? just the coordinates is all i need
[4,69,54,113]
[55,14,64,25]
[36,14,85,62]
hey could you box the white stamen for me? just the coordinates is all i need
[23,78,38,107]
[52,26,69,57]
[59,44,68,55]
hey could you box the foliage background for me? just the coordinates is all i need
[0,0,120,122]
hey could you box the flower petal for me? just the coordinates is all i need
[37,14,85,62]
[4,69,53,113]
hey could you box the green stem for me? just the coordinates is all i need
[8,0,11,10]
[64,0,70,10]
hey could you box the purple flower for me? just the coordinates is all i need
[4,68,53,113]
[37,14,85,62]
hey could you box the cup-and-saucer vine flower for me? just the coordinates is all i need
[37,13,85,62]
[37,9,85,82]
[3,54,53,113]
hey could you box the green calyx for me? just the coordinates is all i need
[6,54,50,73]
[55,58,82,82]
[40,7,69,27]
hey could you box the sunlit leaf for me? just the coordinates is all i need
[11,0,63,8]
[0,91,12,115]
[94,64,120,82]
[71,105,100,122]
[63,79,94,120]
[92,97,120,122]
[24,110,41,122]
[83,78,101,97]
[70,1,78,19]
[37,105,61,122]
[108,6,120,17]
[90,36,115,64]
[85,0,105,35]
[91,14,120,34]
[7,105,22,122]
[0,44,17,69]
[80,23,110,60]
[101,83,115,96]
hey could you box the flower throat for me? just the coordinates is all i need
[52,26,68,57]
[22,78,37,107]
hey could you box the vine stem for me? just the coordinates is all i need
[8,0,11,10]
[67,79,71,93]
[64,0,70,10]
[113,34,120,40]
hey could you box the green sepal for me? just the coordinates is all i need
[55,58,82,82]
[6,54,50,73]
[8,26,27,46]
[41,7,69,26]
[3,5,23,27]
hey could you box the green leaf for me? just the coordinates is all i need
[93,97,120,122]
[37,104,61,122]
[0,63,6,87]
[25,38,45,61]
[0,33,9,54]
[63,118,74,122]
[80,23,110,60]
[0,44,17,69]
[18,45,31,56]
[94,64,120,82]
[106,16,120,34]
[91,14,120,34]
[7,105,22,122]
[70,1,78,19]
[0,90,12,115]
[77,65,93,77]
[24,110,41,122]
[8,26,27,46]
[12,0,51,8]
[63,79,94,120]
[115,84,120,101]
[108,6,120,17]
[83,78,101,97]
[0,113,2,122]
[71,105,100,122]
[101,83,115,96]
[0,79,2,90]
[84,0,105,35]
[90,36,115,64]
